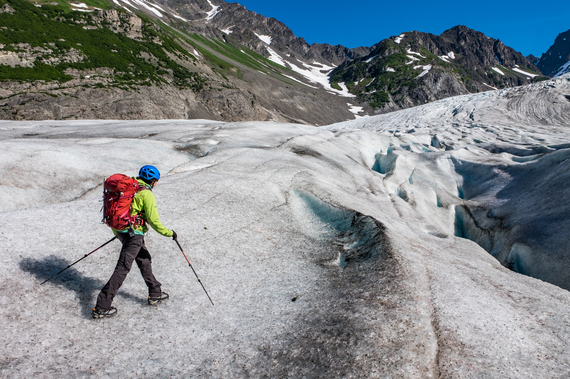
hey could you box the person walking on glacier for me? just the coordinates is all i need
[92,165,177,319]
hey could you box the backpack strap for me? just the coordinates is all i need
[130,181,152,227]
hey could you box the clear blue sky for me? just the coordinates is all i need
[229,0,570,57]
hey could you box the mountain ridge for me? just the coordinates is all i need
[537,28,570,77]
[329,25,545,114]
[0,0,557,122]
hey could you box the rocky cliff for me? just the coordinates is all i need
[0,0,359,124]
[537,29,570,77]
[154,0,370,65]
[0,0,553,122]
[329,26,546,114]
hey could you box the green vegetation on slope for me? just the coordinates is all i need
[330,41,430,109]
[330,35,549,110]
[0,0,204,91]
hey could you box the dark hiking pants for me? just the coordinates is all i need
[96,233,161,310]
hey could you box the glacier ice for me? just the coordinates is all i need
[2,76,570,377]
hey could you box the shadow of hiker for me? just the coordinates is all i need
[20,255,143,319]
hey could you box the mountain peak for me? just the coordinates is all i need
[330,25,542,115]
[537,29,570,77]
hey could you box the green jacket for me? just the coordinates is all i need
[114,179,173,237]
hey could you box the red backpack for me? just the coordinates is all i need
[102,174,144,230]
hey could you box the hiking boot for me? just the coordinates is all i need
[148,292,169,305]
[92,306,117,319]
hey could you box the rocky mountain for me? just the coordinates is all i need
[329,25,546,114]
[527,54,539,65]
[0,0,364,124]
[536,28,570,77]
[0,0,553,122]
[155,0,370,66]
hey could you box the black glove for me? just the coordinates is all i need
[172,230,178,240]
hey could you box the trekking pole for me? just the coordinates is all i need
[174,238,214,306]
[40,236,117,285]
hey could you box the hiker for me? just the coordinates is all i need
[92,165,176,319]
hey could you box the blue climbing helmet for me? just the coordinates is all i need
[139,165,160,181]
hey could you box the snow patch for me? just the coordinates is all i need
[265,47,354,97]
[394,34,405,44]
[365,55,377,63]
[221,27,233,35]
[347,103,365,118]
[282,74,318,89]
[70,2,88,8]
[512,67,538,78]
[555,60,570,77]
[115,0,135,11]
[406,55,420,65]
[353,78,367,86]
[255,33,272,45]
[406,49,425,58]
[265,46,286,66]
[336,82,356,98]
[131,0,163,17]
[386,67,396,72]
[148,0,164,11]
[205,0,221,20]
[172,14,188,22]
[414,65,432,78]
[492,67,505,76]
[439,52,456,62]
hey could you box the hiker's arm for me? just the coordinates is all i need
[142,191,173,237]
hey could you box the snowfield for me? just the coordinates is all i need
[2,75,570,377]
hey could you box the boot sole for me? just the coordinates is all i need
[148,298,168,305]
[92,308,117,319]
[93,314,115,319]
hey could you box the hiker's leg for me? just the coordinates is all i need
[135,240,162,297]
[95,234,142,310]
